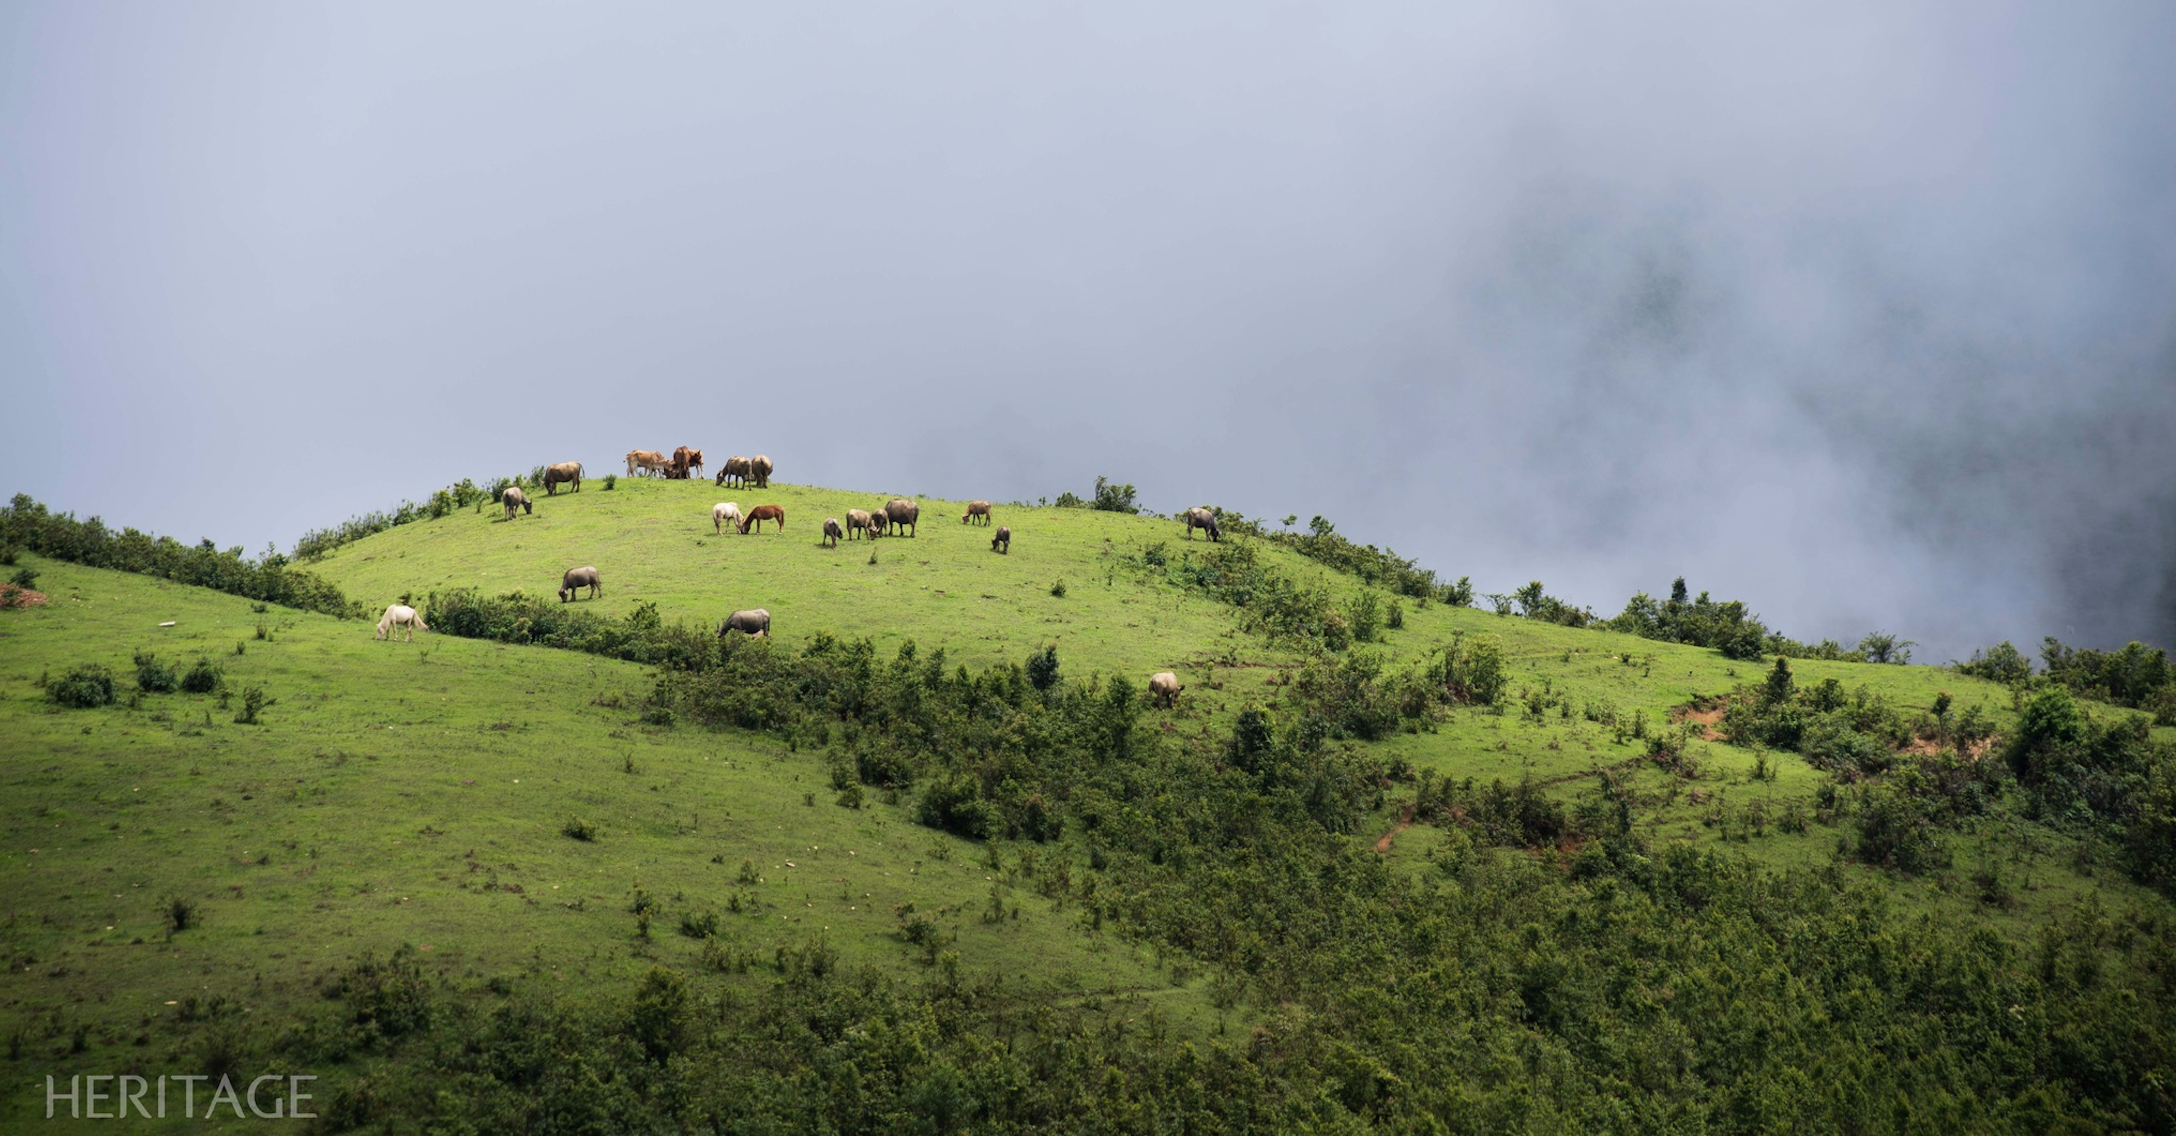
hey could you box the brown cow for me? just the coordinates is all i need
[666,447,694,480]
[627,450,668,477]
[542,461,583,495]
[739,504,785,534]
[685,450,704,478]
[962,500,992,525]
[821,517,843,548]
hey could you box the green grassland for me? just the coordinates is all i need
[4,477,2172,1131]
[0,555,1215,1131]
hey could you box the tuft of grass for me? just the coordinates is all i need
[562,815,598,841]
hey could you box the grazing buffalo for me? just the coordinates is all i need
[822,518,844,548]
[717,455,751,487]
[719,608,770,638]
[1183,507,1222,542]
[962,500,993,525]
[991,525,1011,554]
[559,565,601,602]
[739,504,785,534]
[542,461,583,495]
[846,508,878,540]
[502,487,532,520]
[1149,671,1182,708]
[883,498,920,537]
[375,604,428,642]
[750,454,774,489]
[712,502,742,535]
[627,450,668,477]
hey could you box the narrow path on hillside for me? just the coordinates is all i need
[1372,804,1415,853]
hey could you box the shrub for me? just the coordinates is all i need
[1026,645,1061,691]
[603,474,618,490]
[1857,631,1916,665]
[133,649,178,693]
[163,895,199,932]
[232,685,274,724]
[1852,783,1949,874]
[1050,580,1067,599]
[1090,476,1140,514]
[563,816,598,841]
[47,663,117,708]
[918,776,996,840]
[326,947,432,1040]
[180,657,222,694]
[1955,640,2034,684]
[10,567,38,590]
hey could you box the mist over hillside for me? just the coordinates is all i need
[2,2,2170,663]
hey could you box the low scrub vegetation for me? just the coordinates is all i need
[2,494,352,616]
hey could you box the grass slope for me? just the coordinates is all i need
[0,556,1208,1130]
[4,477,2168,1127]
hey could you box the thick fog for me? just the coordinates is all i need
[4,2,2171,661]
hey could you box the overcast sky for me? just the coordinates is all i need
[4,2,2172,661]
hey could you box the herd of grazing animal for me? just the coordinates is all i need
[383,449,1219,708]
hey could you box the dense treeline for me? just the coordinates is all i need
[0,494,354,617]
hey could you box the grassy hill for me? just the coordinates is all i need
[4,478,2174,1131]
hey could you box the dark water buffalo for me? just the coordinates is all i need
[822,517,843,548]
[1149,671,1182,708]
[559,565,601,602]
[739,504,785,534]
[883,498,919,537]
[991,525,1011,554]
[1183,507,1221,542]
[502,487,532,520]
[750,454,774,489]
[719,608,770,638]
[717,455,750,487]
[542,461,583,495]
[962,500,992,525]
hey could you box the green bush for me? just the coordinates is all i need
[232,685,274,724]
[47,663,117,708]
[9,566,38,590]
[180,657,222,694]
[1955,640,2034,684]
[133,649,178,694]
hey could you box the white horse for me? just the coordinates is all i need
[376,604,428,642]
[712,502,742,535]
